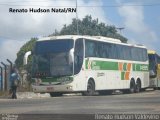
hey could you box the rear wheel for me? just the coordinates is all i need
[83,80,95,96]
[153,87,157,90]
[135,80,141,93]
[50,92,63,97]
[123,80,135,94]
[99,90,112,95]
[140,88,146,92]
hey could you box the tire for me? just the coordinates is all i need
[130,80,136,93]
[123,80,135,94]
[50,92,63,97]
[153,87,157,90]
[135,80,141,93]
[99,90,112,95]
[140,88,146,92]
[83,80,95,96]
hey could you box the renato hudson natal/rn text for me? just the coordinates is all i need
[9,8,76,13]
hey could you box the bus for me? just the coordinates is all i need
[24,35,149,96]
[148,50,160,89]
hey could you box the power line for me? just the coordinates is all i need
[0,3,160,7]
[0,0,75,4]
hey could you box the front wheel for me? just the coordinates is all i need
[99,90,112,95]
[50,92,63,97]
[83,80,95,96]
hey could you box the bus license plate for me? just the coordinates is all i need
[46,87,53,91]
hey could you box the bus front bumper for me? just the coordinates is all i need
[32,84,73,93]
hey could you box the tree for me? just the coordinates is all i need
[15,38,37,70]
[56,15,127,43]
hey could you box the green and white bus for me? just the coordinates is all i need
[24,35,149,96]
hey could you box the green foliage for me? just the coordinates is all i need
[15,38,37,70]
[52,15,127,43]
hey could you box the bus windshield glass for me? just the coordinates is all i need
[32,39,74,77]
[148,54,156,71]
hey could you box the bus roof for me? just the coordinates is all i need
[38,35,146,49]
[38,35,121,42]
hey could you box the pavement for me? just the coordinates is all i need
[0,92,50,99]
[0,90,160,114]
[0,88,154,99]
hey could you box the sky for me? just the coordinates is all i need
[0,0,160,63]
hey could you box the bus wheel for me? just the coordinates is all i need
[153,87,157,90]
[135,80,141,93]
[130,80,136,93]
[83,80,95,96]
[140,88,146,92]
[123,80,135,94]
[99,90,112,95]
[50,92,63,97]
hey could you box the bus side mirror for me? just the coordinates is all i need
[23,51,32,65]
[69,48,74,64]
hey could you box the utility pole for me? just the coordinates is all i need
[116,27,125,34]
[1,62,7,91]
[0,66,3,91]
[76,0,79,35]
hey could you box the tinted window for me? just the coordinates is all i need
[85,39,147,62]
[85,40,96,57]
[35,39,73,55]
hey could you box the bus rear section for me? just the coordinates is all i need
[148,50,160,89]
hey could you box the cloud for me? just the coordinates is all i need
[117,2,158,50]
[0,0,107,39]
[0,39,25,63]
[0,0,109,62]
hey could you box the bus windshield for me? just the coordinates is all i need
[32,39,74,77]
[148,54,157,77]
[148,54,156,71]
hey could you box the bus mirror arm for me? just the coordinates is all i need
[23,51,32,65]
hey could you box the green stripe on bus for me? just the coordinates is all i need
[123,63,127,71]
[121,72,125,80]
[85,60,118,70]
[85,60,148,71]
[132,63,148,71]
